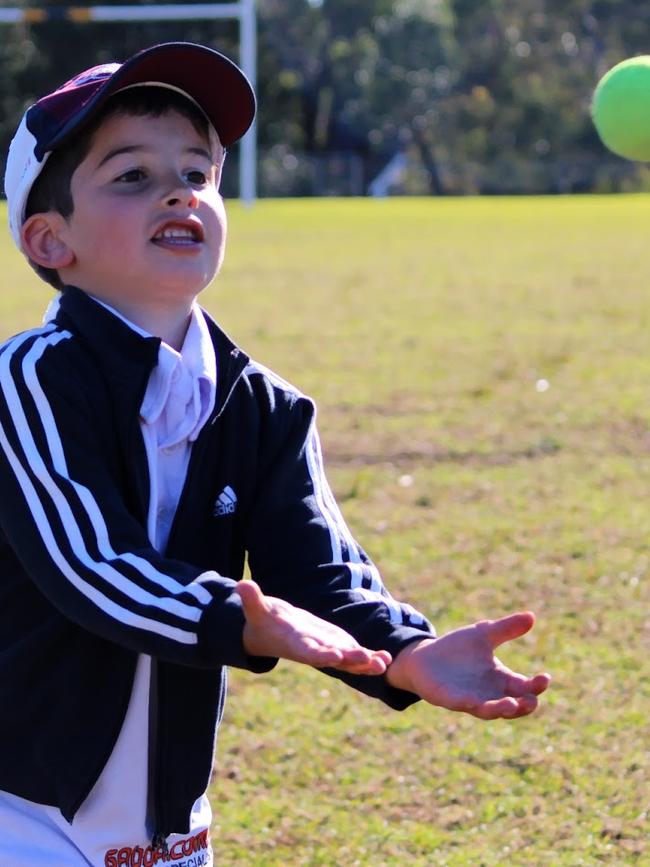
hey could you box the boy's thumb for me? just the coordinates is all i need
[234,579,266,618]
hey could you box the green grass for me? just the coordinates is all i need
[2,196,649,864]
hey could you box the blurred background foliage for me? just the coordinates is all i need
[1,0,649,196]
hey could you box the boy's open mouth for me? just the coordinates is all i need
[151,221,204,246]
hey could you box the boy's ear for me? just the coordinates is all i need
[20,212,75,270]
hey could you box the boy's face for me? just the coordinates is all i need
[53,108,226,309]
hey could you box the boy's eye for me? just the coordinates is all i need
[186,169,209,185]
[115,168,146,183]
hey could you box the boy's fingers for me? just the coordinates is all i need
[301,638,344,664]
[234,579,268,619]
[527,672,552,694]
[328,654,390,675]
[502,671,552,698]
[307,646,392,675]
[483,611,536,648]
[336,647,392,665]
[300,644,388,674]
[475,694,539,721]
[375,649,393,666]
[504,672,551,696]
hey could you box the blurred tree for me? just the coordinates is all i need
[0,0,648,194]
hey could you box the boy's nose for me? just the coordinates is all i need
[164,182,199,209]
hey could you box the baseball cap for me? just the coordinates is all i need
[4,42,256,250]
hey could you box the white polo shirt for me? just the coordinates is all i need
[0,299,217,867]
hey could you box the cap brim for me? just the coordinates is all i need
[48,42,256,152]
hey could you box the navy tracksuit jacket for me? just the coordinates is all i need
[0,287,433,837]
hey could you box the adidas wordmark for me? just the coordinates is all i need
[214,485,237,517]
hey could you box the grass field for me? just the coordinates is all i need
[1,196,649,865]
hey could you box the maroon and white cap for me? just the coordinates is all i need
[4,42,255,250]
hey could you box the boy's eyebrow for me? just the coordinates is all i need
[96,144,218,168]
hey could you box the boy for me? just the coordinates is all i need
[0,42,550,866]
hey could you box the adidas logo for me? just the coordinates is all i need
[214,485,237,517]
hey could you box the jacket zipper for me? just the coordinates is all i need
[148,428,213,845]
[165,410,216,553]
[148,657,171,851]
[146,350,239,844]
[151,832,170,856]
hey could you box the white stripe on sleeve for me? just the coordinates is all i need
[19,332,211,606]
[0,411,198,644]
[0,329,212,643]
[243,361,430,629]
[305,425,409,626]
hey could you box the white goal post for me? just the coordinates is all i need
[0,3,258,203]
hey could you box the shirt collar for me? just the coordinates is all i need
[46,294,217,444]
[139,306,217,443]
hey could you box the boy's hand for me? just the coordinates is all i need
[386,612,551,720]
[235,580,392,675]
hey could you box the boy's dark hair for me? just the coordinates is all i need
[25,87,211,290]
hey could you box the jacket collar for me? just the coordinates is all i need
[53,286,249,422]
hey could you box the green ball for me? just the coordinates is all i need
[592,56,650,161]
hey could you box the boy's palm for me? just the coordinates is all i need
[388,613,551,720]
[236,580,392,675]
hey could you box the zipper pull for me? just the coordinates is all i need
[152,831,170,856]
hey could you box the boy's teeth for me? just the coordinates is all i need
[158,228,193,239]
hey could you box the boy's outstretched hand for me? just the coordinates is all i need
[236,580,392,675]
[236,581,550,718]
[386,612,551,720]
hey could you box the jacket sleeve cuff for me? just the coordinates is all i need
[198,586,278,673]
[378,626,435,709]
[322,624,434,710]
[382,627,436,710]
